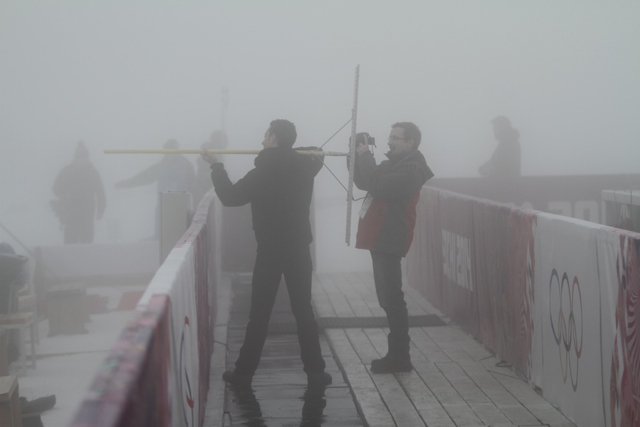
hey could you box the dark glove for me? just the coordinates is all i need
[209,162,225,172]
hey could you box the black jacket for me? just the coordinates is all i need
[478,140,521,177]
[210,147,323,249]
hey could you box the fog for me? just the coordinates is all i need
[1,1,639,272]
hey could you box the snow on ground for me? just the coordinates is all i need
[10,285,144,427]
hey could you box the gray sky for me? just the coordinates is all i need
[1,1,639,270]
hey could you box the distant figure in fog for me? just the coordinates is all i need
[114,139,195,194]
[195,130,228,205]
[478,115,521,178]
[0,242,28,363]
[114,139,195,237]
[51,141,106,244]
[201,119,332,388]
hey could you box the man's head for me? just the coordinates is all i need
[388,122,421,155]
[491,116,519,143]
[74,140,89,160]
[262,119,297,149]
[162,139,180,161]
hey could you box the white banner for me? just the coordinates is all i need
[534,214,603,427]
[138,245,200,427]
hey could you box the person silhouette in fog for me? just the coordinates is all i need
[478,115,521,178]
[51,141,106,244]
[195,130,228,205]
[200,119,332,388]
[114,138,195,238]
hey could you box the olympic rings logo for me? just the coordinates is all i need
[549,268,583,391]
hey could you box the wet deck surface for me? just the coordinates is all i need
[222,276,363,426]
[204,272,576,427]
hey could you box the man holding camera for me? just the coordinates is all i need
[201,119,331,388]
[351,122,434,373]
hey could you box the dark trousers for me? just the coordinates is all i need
[370,251,410,357]
[235,245,325,376]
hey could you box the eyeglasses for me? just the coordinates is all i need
[388,136,408,142]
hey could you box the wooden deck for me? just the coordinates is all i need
[204,272,576,427]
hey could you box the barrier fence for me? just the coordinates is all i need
[407,186,640,427]
[427,174,640,224]
[69,192,220,427]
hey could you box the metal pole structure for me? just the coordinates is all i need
[345,65,360,246]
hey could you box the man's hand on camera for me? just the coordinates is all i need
[356,141,370,155]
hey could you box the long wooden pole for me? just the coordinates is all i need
[104,149,348,156]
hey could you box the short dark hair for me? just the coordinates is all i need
[269,119,297,148]
[392,122,421,148]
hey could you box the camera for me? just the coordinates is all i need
[351,132,376,147]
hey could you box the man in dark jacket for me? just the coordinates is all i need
[52,141,106,244]
[352,122,434,373]
[200,119,331,388]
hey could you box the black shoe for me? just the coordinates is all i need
[20,395,56,415]
[369,356,413,373]
[370,354,391,371]
[222,370,252,387]
[307,372,332,387]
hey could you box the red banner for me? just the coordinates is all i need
[407,187,443,308]
[69,295,171,427]
[439,191,478,337]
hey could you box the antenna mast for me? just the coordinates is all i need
[345,65,360,246]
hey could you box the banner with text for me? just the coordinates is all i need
[408,186,640,427]
[472,201,537,375]
[439,190,478,335]
[406,188,443,308]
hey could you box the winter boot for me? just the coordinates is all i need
[369,354,413,373]
[370,333,412,373]
[222,370,253,388]
[307,372,332,388]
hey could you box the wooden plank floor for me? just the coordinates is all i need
[205,272,577,427]
[206,273,363,427]
[313,272,577,427]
